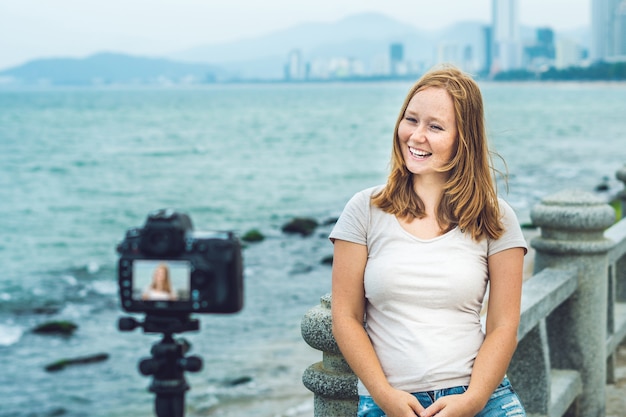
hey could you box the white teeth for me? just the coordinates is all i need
[409,147,431,157]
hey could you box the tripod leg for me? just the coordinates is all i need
[155,394,185,417]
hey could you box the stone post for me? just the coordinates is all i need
[301,294,358,416]
[616,165,626,220]
[530,190,615,417]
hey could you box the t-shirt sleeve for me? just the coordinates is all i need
[328,189,372,245]
[488,199,528,256]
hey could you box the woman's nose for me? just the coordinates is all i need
[409,125,426,141]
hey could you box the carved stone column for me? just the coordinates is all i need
[301,294,357,416]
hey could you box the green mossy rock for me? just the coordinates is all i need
[45,353,110,372]
[33,320,78,336]
[281,217,319,237]
[241,229,265,242]
[321,254,333,265]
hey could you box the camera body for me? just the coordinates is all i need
[117,209,243,315]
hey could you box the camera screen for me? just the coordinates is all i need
[132,260,191,302]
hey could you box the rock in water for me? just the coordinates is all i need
[45,353,110,372]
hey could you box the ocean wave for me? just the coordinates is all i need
[0,261,118,315]
[0,323,23,346]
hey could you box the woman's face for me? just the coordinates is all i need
[153,267,167,287]
[397,87,458,182]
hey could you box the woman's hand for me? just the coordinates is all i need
[418,392,483,417]
[374,386,425,417]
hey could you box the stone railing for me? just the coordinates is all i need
[301,166,626,417]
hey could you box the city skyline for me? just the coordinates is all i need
[284,0,626,81]
[0,0,591,71]
[282,0,591,82]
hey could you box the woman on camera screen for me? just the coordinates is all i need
[330,65,528,417]
[142,263,178,301]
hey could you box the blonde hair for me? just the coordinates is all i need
[372,65,504,240]
[151,263,173,293]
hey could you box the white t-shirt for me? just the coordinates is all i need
[329,185,528,394]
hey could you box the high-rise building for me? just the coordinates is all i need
[437,42,459,65]
[556,38,585,68]
[390,43,404,76]
[285,49,304,80]
[592,0,626,61]
[592,0,613,60]
[617,1,626,56]
[483,26,493,75]
[524,28,556,69]
[491,0,522,73]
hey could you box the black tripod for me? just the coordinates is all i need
[119,315,203,417]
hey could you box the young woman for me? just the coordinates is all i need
[142,263,178,301]
[330,66,527,417]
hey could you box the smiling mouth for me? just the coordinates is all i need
[409,147,432,158]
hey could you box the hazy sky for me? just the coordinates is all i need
[0,0,590,70]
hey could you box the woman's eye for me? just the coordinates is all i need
[405,117,417,123]
[430,124,443,131]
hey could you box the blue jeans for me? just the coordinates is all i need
[357,377,525,416]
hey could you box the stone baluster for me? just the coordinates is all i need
[301,294,358,416]
[508,321,551,415]
[608,165,626,382]
[530,190,615,417]
[610,163,626,300]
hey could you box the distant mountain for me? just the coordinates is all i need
[0,52,223,86]
[169,13,495,79]
[170,12,435,78]
[171,12,428,63]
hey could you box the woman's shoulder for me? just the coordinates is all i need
[490,197,528,253]
[331,185,386,244]
[353,184,386,200]
[341,184,385,212]
[496,197,518,220]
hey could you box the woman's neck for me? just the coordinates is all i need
[412,175,446,216]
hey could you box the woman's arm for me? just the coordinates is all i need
[331,239,424,417]
[420,247,525,417]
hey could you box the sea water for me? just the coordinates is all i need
[0,81,625,417]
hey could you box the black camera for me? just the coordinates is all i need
[117,209,243,315]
